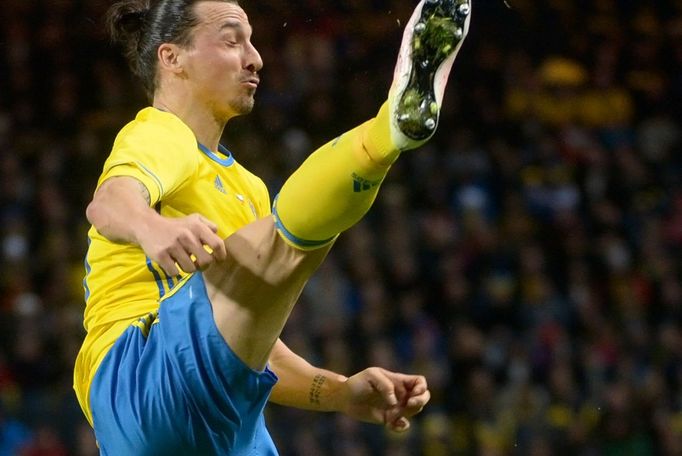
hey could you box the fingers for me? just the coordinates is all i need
[366,369,431,411]
[144,214,226,276]
[383,391,428,427]
[392,373,429,416]
[172,216,226,274]
[183,235,214,268]
[367,370,410,432]
[193,214,227,262]
[172,237,219,273]
[387,416,410,433]
[170,243,198,273]
[378,370,430,431]
[156,253,180,277]
[409,375,428,396]
[197,214,218,233]
[198,229,227,262]
[404,388,430,416]
[341,368,430,432]
[367,368,398,407]
[381,372,428,403]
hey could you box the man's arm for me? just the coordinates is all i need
[268,339,430,432]
[87,176,226,275]
[86,176,155,243]
[268,339,347,412]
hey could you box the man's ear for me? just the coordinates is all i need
[158,43,185,74]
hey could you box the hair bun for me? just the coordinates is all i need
[106,1,150,46]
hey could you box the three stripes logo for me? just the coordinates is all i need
[215,175,258,217]
[352,172,381,193]
[214,175,227,194]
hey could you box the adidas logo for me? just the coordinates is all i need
[352,172,381,192]
[214,176,227,194]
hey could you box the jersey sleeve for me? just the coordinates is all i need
[98,114,199,205]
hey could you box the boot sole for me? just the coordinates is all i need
[396,0,470,140]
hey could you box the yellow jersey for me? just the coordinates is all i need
[74,107,270,424]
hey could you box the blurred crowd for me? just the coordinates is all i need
[1,0,682,454]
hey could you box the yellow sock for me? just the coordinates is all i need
[274,102,398,248]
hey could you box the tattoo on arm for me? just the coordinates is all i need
[137,181,151,206]
[309,374,327,406]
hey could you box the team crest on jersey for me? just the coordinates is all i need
[236,193,258,217]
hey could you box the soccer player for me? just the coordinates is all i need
[74,0,471,454]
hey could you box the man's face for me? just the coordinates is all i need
[180,1,263,121]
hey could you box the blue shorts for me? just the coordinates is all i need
[90,273,279,455]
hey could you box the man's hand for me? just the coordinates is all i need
[136,213,227,276]
[88,176,227,275]
[337,367,430,432]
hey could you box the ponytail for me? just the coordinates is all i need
[106,1,151,83]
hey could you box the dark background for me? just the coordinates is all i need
[1,0,681,454]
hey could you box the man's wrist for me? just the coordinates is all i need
[131,208,161,245]
[311,373,348,412]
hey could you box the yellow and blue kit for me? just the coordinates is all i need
[77,98,398,454]
[74,107,277,454]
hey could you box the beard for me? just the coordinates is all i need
[208,89,256,124]
[228,93,255,116]
[229,82,258,115]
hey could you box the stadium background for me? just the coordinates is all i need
[1,0,682,454]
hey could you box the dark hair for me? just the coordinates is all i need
[106,0,238,99]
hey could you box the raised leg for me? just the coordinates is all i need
[204,216,331,370]
[203,0,471,372]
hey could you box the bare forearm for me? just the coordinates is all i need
[268,339,348,412]
[86,176,158,244]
